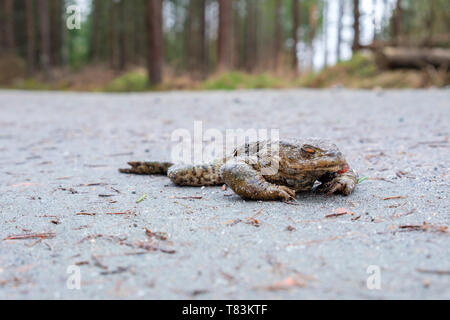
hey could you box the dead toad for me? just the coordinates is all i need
[120,138,358,201]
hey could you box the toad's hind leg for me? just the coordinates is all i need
[220,160,295,201]
[119,161,173,175]
[168,163,223,186]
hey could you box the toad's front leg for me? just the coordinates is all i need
[220,160,295,201]
[317,168,358,196]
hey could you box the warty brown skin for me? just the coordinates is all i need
[119,138,358,201]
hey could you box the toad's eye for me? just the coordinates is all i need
[302,146,315,154]
[301,146,316,155]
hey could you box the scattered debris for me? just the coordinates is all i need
[136,194,148,203]
[367,177,394,183]
[386,203,405,208]
[286,225,296,232]
[170,196,203,200]
[390,208,416,219]
[365,152,385,161]
[76,212,96,216]
[59,187,78,194]
[98,194,114,198]
[133,240,176,254]
[26,239,42,247]
[92,255,108,270]
[223,219,242,227]
[173,200,192,209]
[398,222,448,233]
[77,210,133,216]
[245,217,260,227]
[77,234,103,244]
[110,187,121,194]
[351,215,361,221]
[288,235,348,248]
[410,139,448,149]
[100,266,130,276]
[191,289,209,297]
[37,214,57,218]
[105,211,132,215]
[325,208,355,218]
[261,276,308,291]
[4,232,56,240]
[416,268,450,275]
[241,209,263,226]
[383,195,407,200]
[220,270,234,282]
[0,277,22,287]
[396,171,409,177]
[77,182,109,187]
[158,247,176,254]
[358,176,369,184]
[145,228,168,241]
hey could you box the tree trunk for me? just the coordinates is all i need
[323,0,328,67]
[200,0,208,75]
[424,0,435,45]
[292,0,299,72]
[245,0,257,72]
[308,4,317,70]
[147,0,163,85]
[90,0,101,62]
[118,0,126,70]
[26,0,35,73]
[185,0,194,71]
[38,0,51,80]
[218,0,231,70]
[4,0,15,53]
[352,0,360,52]
[336,0,343,61]
[393,0,402,45]
[233,1,244,70]
[110,1,117,69]
[273,0,282,71]
[372,0,377,42]
[50,0,62,66]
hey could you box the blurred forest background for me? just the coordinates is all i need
[0,0,449,91]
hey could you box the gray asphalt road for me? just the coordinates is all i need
[0,89,449,300]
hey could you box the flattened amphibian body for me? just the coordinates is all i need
[120,138,358,201]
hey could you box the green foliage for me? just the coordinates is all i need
[105,71,149,92]
[298,54,379,88]
[13,79,53,91]
[381,0,450,46]
[337,54,378,78]
[200,71,286,90]
[67,20,91,70]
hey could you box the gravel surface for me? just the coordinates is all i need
[0,89,449,299]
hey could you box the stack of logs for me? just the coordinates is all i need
[375,46,450,70]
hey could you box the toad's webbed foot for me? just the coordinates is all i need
[317,169,358,196]
[220,160,295,201]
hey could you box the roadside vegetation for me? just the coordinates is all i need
[5,54,448,92]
